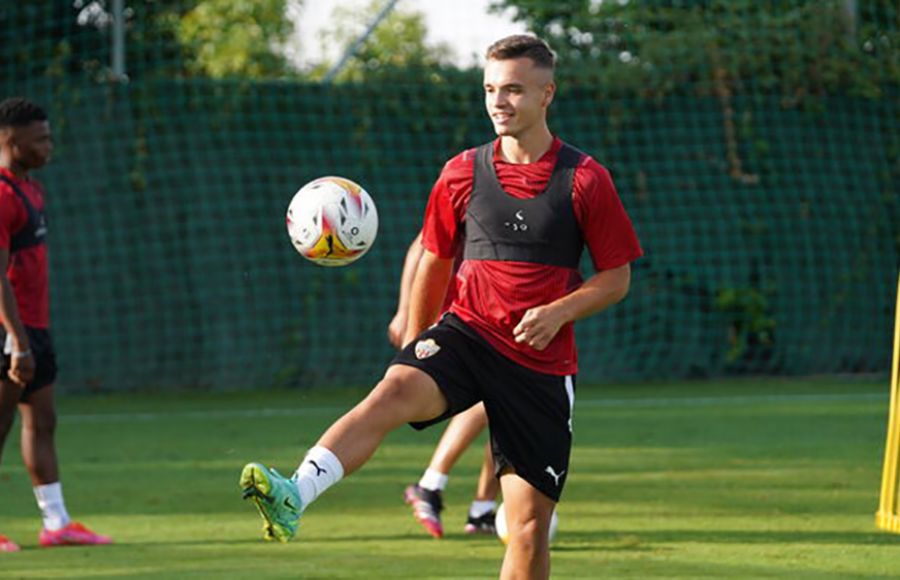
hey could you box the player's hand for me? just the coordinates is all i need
[8,352,35,387]
[513,305,566,351]
[387,311,407,349]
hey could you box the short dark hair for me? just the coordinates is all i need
[485,35,556,70]
[0,97,48,129]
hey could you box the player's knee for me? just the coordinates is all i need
[364,371,445,422]
[508,517,548,554]
[23,409,57,437]
[368,375,419,409]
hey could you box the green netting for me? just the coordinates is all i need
[1,1,897,391]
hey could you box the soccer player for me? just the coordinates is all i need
[241,34,642,579]
[0,97,111,550]
[390,233,499,538]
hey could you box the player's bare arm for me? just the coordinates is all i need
[388,231,425,348]
[513,263,631,351]
[0,247,33,386]
[402,249,454,347]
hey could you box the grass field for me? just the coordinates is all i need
[2,377,899,578]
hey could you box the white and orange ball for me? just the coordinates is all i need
[286,176,378,267]
[495,502,559,545]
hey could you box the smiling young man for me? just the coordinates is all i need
[241,35,641,579]
[0,97,111,551]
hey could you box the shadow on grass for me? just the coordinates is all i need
[555,528,900,547]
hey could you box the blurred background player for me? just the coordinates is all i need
[389,233,499,538]
[0,97,111,550]
[403,404,498,537]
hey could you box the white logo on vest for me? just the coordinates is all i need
[504,210,528,232]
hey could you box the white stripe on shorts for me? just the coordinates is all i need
[565,375,575,432]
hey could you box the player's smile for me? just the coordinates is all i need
[492,112,513,125]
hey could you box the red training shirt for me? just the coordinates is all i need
[421,137,642,376]
[0,167,50,328]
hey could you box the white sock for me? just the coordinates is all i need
[418,468,448,492]
[293,446,344,508]
[469,499,497,518]
[33,482,71,531]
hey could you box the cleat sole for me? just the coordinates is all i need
[240,463,293,543]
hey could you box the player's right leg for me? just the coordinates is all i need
[405,402,488,538]
[240,364,448,542]
[464,439,500,534]
[0,534,20,552]
[0,377,24,465]
[0,378,25,553]
[316,364,448,472]
[429,402,488,475]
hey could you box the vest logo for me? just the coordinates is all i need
[414,339,441,360]
[504,209,528,232]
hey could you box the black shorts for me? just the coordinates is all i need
[1,327,58,400]
[392,314,576,502]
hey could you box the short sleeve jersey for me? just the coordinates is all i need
[0,167,50,328]
[421,137,642,375]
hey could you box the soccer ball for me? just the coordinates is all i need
[286,176,378,267]
[495,502,559,545]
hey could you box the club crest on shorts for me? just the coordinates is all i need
[414,338,441,360]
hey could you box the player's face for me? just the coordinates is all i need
[483,57,555,139]
[10,121,53,170]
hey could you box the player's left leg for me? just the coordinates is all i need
[483,360,574,577]
[497,471,555,580]
[19,383,59,485]
[19,384,111,547]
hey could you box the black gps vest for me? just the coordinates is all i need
[463,141,584,269]
[0,175,48,253]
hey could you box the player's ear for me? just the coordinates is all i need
[542,81,556,108]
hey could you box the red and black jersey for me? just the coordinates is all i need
[420,137,642,376]
[0,167,50,329]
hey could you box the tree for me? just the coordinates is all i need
[0,0,296,82]
[307,0,455,83]
[176,0,294,78]
[489,0,899,100]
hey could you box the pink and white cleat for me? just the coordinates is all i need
[0,534,21,552]
[403,484,444,539]
[39,522,112,547]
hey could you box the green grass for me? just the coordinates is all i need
[2,377,899,578]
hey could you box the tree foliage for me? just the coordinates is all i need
[308,0,455,83]
[0,0,295,82]
[176,0,293,78]
[489,0,899,101]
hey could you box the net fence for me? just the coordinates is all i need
[1,1,897,391]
